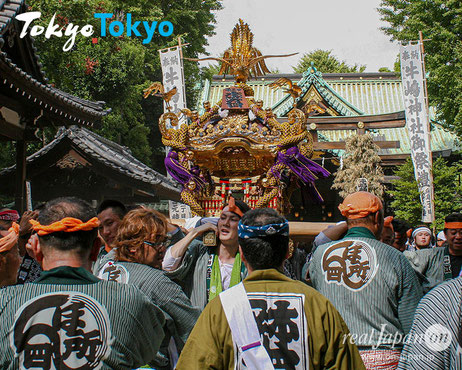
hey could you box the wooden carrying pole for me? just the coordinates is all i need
[169,219,334,241]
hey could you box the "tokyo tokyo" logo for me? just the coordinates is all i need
[15,12,174,52]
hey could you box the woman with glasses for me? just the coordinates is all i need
[95,208,199,370]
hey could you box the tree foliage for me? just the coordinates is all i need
[390,157,462,229]
[378,0,462,136]
[332,134,385,199]
[293,49,366,74]
[19,0,222,167]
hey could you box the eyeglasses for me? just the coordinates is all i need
[143,239,170,249]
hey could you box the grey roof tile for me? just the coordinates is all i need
[0,51,111,120]
[0,126,181,198]
[0,0,110,123]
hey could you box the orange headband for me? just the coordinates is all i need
[445,222,462,229]
[30,217,100,236]
[223,197,244,218]
[338,191,383,219]
[0,222,19,253]
[406,228,413,238]
[383,216,394,229]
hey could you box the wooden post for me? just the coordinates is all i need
[15,140,26,213]
[310,130,318,142]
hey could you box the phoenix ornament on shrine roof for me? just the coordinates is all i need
[143,82,177,110]
[187,19,297,83]
[269,77,303,102]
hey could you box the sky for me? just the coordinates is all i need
[198,0,399,73]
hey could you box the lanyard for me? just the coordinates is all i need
[206,252,246,302]
[206,253,214,300]
[443,246,453,281]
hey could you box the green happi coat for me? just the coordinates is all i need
[308,227,423,349]
[0,266,165,369]
[96,260,200,368]
[165,239,247,310]
[177,269,365,369]
[404,247,452,292]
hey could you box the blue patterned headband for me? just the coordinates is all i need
[238,220,289,239]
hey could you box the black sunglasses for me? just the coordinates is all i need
[143,239,170,249]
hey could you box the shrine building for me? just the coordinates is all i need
[196,67,457,221]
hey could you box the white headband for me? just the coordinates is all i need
[437,231,447,241]
[412,227,432,239]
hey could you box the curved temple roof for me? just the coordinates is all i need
[0,0,110,129]
[0,125,181,200]
[199,70,458,159]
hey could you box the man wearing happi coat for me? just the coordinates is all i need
[0,197,165,369]
[397,272,462,369]
[308,191,422,369]
[162,198,250,310]
[177,208,365,369]
[404,212,462,292]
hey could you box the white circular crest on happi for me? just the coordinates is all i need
[98,261,130,284]
[321,239,379,291]
[10,291,112,369]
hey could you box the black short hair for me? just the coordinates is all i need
[230,198,251,216]
[38,197,98,254]
[97,199,127,219]
[444,213,462,230]
[238,208,288,270]
[392,218,410,234]
[33,202,46,212]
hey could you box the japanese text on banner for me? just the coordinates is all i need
[159,46,191,219]
[159,47,187,116]
[400,42,434,223]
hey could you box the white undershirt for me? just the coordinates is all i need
[220,260,234,290]
[162,247,182,271]
[163,247,234,289]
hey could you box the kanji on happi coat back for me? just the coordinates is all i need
[145,20,330,217]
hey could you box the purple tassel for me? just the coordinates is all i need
[165,150,204,190]
[273,147,330,183]
[272,146,330,203]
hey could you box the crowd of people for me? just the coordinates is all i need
[0,192,461,369]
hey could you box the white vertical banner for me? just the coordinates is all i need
[159,46,192,219]
[25,180,32,211]
[159,46,187,116]
[400,42,435,223]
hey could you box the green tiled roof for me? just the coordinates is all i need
[200,71,404,116]
[318,124,457,157]
[198,70,458,158]
[274,66,364,117]
[326,78,403,115]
